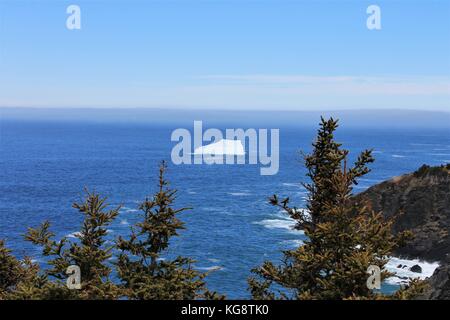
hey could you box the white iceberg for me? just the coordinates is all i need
[194,139,245,156]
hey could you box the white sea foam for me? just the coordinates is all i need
[280,239,304,248]
[120,219,129,225]
[201,207,224,212]
[228,192,251,196]
[385,257,439,285]
[254,218,304,235]
[120,206,139,213]
[66,232,81,239]
[274,208,310,222]
[196,265,224,271]
[392,154,406,158]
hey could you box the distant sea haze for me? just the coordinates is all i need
[1,107,450,128]
[0,109,449,297]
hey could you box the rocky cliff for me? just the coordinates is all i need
[420,259,450,300]
[355,164,450,262]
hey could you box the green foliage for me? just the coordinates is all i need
[0,163,220,300]
[414,164,450,178]
[0,240,44,299]
[0,239,27,297]
[249,117,424,300]
[24,189,121,299]
[0,120,432,300]
[116,161,222,299]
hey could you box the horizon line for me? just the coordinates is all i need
[1,106,450,114]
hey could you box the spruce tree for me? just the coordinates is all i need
[0,240,46,299]
[249,117,425,300]
[116,161,222,299]
[25,189,121,299]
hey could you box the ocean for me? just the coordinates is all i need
[1,116,449,298]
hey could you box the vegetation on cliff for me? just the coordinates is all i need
[356,162,450,261]
[248,117,426,299]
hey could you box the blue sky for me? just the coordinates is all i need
[0,0,449,110]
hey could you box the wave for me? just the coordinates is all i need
[120,206,139,213]
[275,208,310,219]
[392,155,406,158]
[66,232,81,239]
[196,265,224,271]
[282,183,304,188]
[120,219,129,225]
[228,192,251,196]
[254,219,304,235]
[280,239,304,248]
[385,257,439,285]
[201,207,224,212]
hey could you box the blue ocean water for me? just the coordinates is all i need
[0,118,449,298]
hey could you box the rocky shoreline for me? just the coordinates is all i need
[354,164,450,298]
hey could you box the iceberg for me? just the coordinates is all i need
[194,139,245,156]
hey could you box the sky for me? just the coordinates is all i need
[0,0,449,111]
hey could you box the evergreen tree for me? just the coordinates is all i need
[116,161,222,299]
[249,117,425,300]
[0,240,46,299]
[25,190,121,299]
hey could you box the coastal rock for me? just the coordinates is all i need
[420,261,450,300]
[410,264,422,273]
[354,164,450,261]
